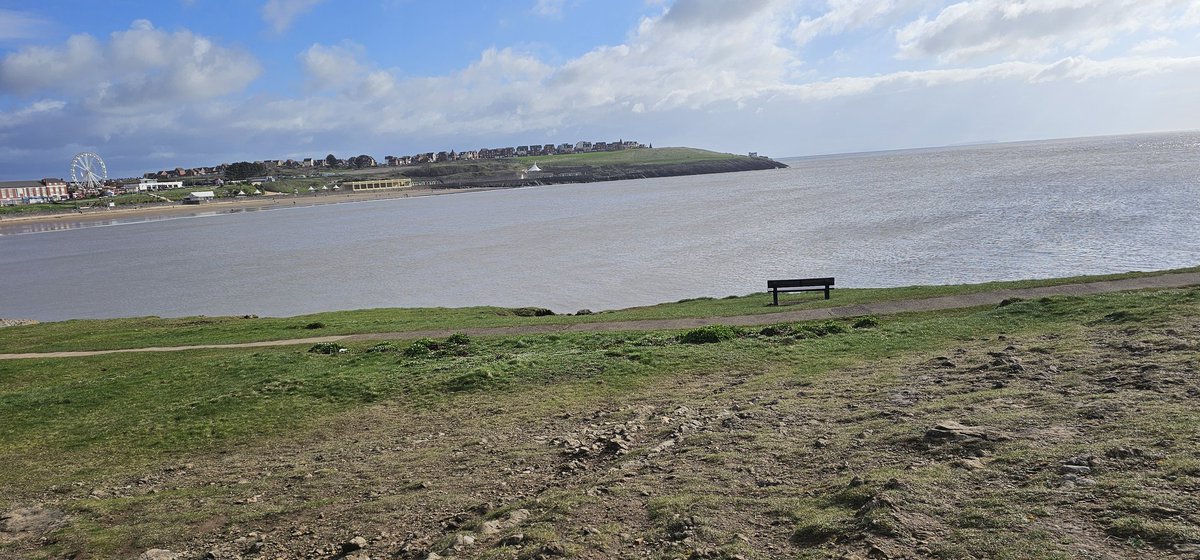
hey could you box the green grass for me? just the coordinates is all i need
[1,266,1196,353]
[0,202,69,215]
[513,146,747,167]
[2,281,1199,558]
[2,286,1196,491]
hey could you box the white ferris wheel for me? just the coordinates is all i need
[70,151,107,190]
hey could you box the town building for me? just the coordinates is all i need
[0,178,70,205]
[125,178,184,192]
[340,178,414,192]
[181,191,216,204]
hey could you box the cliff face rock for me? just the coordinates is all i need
[604,157,787,180]
[543,157,787,184]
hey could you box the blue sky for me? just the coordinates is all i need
[1,0,1199,179]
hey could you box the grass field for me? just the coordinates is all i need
[1,275,1198,558]
[2,266,1196,354]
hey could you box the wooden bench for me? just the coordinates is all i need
[767,277,835,305]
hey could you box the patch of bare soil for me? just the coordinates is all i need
[0,506,66,545]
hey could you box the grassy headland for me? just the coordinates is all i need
[285,147,785,188]
[1,272,1198,559]
[0,148,784,218]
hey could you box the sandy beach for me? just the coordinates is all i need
[0,185,504,231]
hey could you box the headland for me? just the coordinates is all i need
[0,147,786,229]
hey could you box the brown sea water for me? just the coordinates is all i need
[3,132,1198,321]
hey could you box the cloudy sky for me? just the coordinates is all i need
[1,0,1198,179]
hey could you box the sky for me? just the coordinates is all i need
[1,0,1199,179]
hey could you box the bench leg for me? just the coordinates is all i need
[772,289,778,306]
[824,287,830,300]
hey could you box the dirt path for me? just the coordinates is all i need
[2,271,1197,360]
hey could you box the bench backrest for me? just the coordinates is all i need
[767,277,835,289]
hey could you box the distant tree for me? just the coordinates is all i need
[325,154,338,167]
[224,161,268,180]
[352,154,376,168]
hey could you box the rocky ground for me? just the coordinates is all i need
[0,319,38,328]
[2,297,1199,559]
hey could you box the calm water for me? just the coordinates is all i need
[3,132,1198,321]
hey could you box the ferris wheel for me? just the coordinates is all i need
[70,152,107,190]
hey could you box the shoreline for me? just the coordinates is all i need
[0,152,789,231]
[0,185,506,231]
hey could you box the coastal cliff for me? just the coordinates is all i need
[534,154,787,183]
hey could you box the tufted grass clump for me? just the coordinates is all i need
[679,325,739,344]
[308,342,345,354]
[508,307,556,317]
[403,338,441,357]
[365,341,399,353]
[852,316,880,329]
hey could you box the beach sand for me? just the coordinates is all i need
[0,185,504,230]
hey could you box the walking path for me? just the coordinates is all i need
[2,271,1198,360]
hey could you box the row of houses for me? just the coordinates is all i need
[384,139,646,166]
[141,138,649,179]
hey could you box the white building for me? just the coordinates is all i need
[128,178,184,192]
[181,191,215,204]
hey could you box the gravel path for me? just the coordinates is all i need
[2,271,1197,360]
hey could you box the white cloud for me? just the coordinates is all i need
[300,42,369,90]
[0,33,102,94]
[533,0,566,18]
[254,0,801,139]
[545,0,796,112]
[896,0,1200,63]
[5,0,1200,179]
[0,99,65,129]
[261,0,324,33]
[774,54,1200,100]
[792,0,917,45]
[1131,37,1177,54]
[0,20,260,108]
[0,8,50,41]
[1029,53,1200,83]
[221,0,1200,147]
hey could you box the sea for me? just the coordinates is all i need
[2,131,1198,322]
